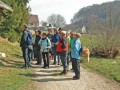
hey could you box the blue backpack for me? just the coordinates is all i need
[26,31,33,45]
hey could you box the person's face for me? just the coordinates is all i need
[35,31,38,35]
[42,34,46,38]
[66,33,69,37]
[48,29,51,33]
[59,30,61,34]
[70,33,73,38]
[21,26,25,30]
[54,30,57,34]
[73,34,77,38]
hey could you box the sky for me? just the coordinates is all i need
[28,0,114,24]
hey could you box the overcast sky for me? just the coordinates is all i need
[29,0,114,24]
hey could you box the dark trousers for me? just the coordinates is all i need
[42,52,49,67]
[36,49,42,65]
[33,45,37,59]
[22,47,30,67]
[60,52,67,73]
[72,58,80,78]
[67,52,70,70]
[70,52,74,70]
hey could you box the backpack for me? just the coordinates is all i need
[26,31,33,45]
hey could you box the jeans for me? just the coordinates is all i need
[72,58,80,78]
[31,45,34,60]
[52,46,60,64]
[22,47,30,67]
[42,52,49,67]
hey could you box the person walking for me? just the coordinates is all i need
[56,31,68,75]
[38,33,51,68]
[71,33,81,80]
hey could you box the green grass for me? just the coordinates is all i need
[81,57,120,82]
[0,39,33,90]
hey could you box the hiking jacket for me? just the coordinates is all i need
[47,33,53,41]
[20,29,29,48]
[35,35,41,47]
[66,36,71,52]
[56,38,68,53]
[51,34,60,47]
[38,38,51,52]
[71,38,81,60]
[70,37,75,51]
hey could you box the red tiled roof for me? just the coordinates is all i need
[29,15,39,24]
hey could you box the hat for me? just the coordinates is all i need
[61,31,66,35]
[76,33,81,38]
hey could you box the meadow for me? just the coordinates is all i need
[80,34,120,82]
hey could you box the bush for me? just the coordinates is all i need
[8,31,19,42]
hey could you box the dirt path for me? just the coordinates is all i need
[30,62,120,90]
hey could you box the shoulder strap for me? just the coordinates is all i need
[46,38,49,46]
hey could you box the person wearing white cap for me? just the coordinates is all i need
[56,31,68,75]
[71,33,81,80]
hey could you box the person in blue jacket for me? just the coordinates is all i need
[20,25,30,69]
[71,33,81,80]
[51,29,60,65]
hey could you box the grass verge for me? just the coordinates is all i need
[0,38,33,90]
[81,57,120,82]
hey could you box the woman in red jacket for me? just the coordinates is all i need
[56,31,68,75]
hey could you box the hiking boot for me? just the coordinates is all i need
[35,63,39,65]
[45,66,49,69]
[60,71,68,75]
[73,76,80,80]
[52,63,56,65]
[42,66,46,68]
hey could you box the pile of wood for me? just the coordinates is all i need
[90,48,119,59]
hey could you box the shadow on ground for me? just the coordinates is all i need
[38,69,62,73]
[32,77,72,82]
[0,57,23,68]
[10,54,23,59]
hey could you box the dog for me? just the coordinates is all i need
[81,47,90,62]
[0,52,6,58]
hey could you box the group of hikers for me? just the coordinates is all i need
[20,25,82,80]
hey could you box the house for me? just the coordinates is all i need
[0,1,13,12]
[28,14,39,27]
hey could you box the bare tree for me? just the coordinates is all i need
[47,14,66,28]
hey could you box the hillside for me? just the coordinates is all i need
[70,1,120,30]
[0,37,32,90]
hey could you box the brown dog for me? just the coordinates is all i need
[81,47,90,62]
